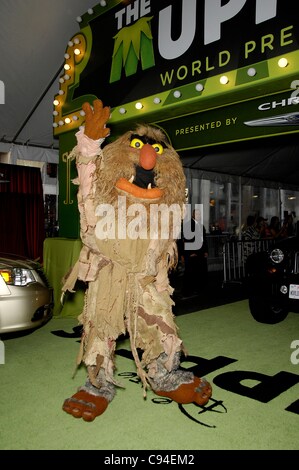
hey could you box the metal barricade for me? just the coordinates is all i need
[206,234,231,271]
[223,238,274,284]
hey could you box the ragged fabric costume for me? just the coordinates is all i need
[62,100,212,421]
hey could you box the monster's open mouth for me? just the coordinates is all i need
[115,165,163,199]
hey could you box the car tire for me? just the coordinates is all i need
[248,295,289,324]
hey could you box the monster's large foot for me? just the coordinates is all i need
[154,376,212,406]
[62,390,109,422]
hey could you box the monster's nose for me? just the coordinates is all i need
[139,143,157,170]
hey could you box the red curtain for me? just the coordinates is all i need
[0,163,45,262]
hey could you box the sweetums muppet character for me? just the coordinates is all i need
[62,99,212,421]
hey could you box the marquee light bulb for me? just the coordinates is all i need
[278,57,288,68]
[247,67,256,77]
[119,107,127,114]
[135,102,143,110]
[173,90,181,98]
[153,97,161,104]
[195,83,204,92]
[65,118,71,124]
[74,49,81,56]
[53,99,59,106]
[64,64,71,71]
[87,8,94,14]
[100,0,107,6]
[220,75,229,84]
[74,38,80,45]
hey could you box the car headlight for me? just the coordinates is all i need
[0,267,36,286]
[270,248,284,264]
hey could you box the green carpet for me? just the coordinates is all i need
[0,300,298,450]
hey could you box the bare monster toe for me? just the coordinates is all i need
[154,376,212,406]
[62,390,109,421]
[62,397,85,418]
[193,376,212,406]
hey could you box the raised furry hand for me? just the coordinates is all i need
[83,99,111,140]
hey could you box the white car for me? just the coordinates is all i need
[0,253,53,334]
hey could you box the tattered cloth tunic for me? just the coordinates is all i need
[62,131,186,395]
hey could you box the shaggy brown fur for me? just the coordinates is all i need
[94,124,186,210]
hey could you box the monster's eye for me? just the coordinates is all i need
[152,143,164,155]
[130,138,144,149]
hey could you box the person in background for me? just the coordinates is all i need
[242,215,260,262]
[242,215,260,241]
[269,216,286,239]
[256,216,272,238]
[270,213,294,239]
[283,213,295,237]
[180,208,208,298]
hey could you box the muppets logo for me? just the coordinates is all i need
[109,0,279,84]
[0,80,4,104]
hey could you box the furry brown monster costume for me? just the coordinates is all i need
[62,99,212,421]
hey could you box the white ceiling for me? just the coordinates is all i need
[0,0,98,150]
